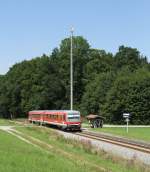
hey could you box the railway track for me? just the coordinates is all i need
[74,130,150,154]
[11,119,150,154]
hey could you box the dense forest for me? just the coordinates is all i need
[0,36,150,124]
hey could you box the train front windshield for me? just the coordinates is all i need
[67,112,80,122]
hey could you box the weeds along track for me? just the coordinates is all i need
[74,131,150,154]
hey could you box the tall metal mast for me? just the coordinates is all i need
[70,27,74,110]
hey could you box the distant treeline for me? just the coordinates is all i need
[0,36,150,124]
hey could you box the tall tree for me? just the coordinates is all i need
[81,72,115,115]
[115,45,147,71]
[103,67,150,124]
[51,36,90,109]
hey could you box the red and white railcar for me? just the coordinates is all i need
[28,110,81,130]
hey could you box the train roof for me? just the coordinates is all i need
[29,110,80,114]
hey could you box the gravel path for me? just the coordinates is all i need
[82,124,150,128]
[56,130,150,166]
[0,126,41,148]
[104,125,150,128]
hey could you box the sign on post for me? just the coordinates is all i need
[123,113,130,133]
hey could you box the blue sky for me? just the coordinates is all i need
[0,0,150,74]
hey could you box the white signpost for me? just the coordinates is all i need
[123,113,130,133]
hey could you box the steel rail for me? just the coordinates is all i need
[75,131,150,154]
[83,131,150,148]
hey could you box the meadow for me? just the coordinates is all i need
[0,119,16,125]
[0,119,149,172]
[92,127,150,142]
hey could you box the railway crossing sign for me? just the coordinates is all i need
[123,113,130,133]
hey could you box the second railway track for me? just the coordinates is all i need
[74,130,150,154]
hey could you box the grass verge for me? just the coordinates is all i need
[92,127,150,142]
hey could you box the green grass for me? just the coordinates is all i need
[0,119,149,172]
[0,118,14,125]
[0,129,96,172]
[16,126,149,172]
[92,127,150,142]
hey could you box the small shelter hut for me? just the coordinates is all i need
[86,114,104,128]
